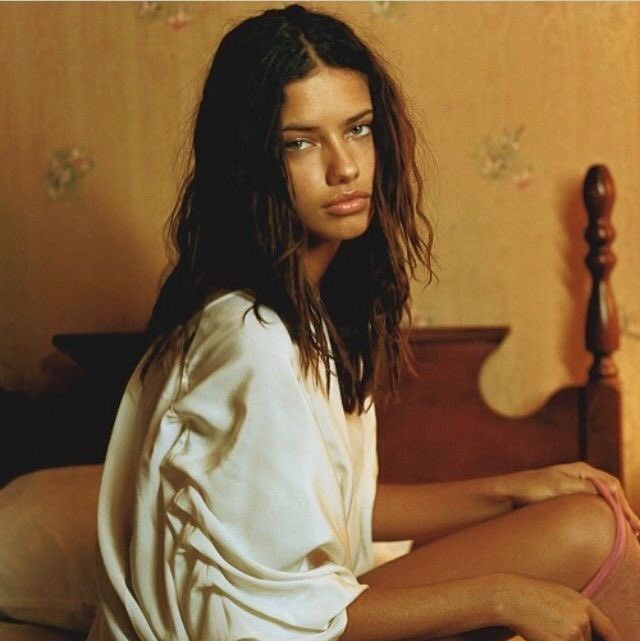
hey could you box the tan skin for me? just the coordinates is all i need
[281,66,375,283]
[281,66,640,641]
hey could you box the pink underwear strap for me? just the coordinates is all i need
[581,476,627,598]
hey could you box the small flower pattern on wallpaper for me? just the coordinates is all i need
[370,1,408,19]
[167,8,191,31]
[138,2,192,31]
[371,1,392,17]
[46,147,95,201]
[138,2,161,18]
[478,125,534,190]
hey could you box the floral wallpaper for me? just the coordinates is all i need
[138,1,193,30]
[2,1,640,508]
[46,148,95,200]
[478,125,533,190]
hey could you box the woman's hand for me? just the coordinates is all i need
[504,462,640,533]
[493,573,620,641]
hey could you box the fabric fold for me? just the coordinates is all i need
[88,292,378,641]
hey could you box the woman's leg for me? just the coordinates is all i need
[363,493,615,590]
[360,492,621,640]
[581,478,640,641]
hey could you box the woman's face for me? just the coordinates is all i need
[280,66,375,251]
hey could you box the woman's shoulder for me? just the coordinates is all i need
[185,290,296,374]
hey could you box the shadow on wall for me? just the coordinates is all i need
[32,173,167,395]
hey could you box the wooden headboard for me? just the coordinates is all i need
[377,164,622,484]
[0,165,622,491]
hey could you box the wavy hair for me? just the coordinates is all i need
[143,3,434,414]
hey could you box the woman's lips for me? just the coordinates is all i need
[324,196,369,216]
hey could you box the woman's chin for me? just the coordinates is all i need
[333,211,372,240]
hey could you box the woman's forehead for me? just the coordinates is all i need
[281,67,372,128]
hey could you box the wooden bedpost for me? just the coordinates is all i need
[580,164,622,478]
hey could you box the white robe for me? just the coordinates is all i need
[87,290,378,641]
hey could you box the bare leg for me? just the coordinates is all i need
[361,493,617,640]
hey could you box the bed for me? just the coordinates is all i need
[0,164,622,640]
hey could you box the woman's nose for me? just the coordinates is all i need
[326,143,359,185]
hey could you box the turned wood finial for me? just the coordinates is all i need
[583,164,620,382]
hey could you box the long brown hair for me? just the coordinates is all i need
[143,4,434,414]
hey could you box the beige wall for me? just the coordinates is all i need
[2,1,639,505]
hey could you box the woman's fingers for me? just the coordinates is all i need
[590,603,621,641]
[609,484,640,533]
[586,468,640,533]
[563,463,640,534]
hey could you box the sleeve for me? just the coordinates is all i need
[161,309,368,641]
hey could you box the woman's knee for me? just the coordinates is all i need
[535,492,616,583]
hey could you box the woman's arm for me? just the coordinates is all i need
[342,573,619,641]
[343,575,506,641]
[372,476,513,544]
[373,462,640,544]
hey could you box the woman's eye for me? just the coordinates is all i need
[351,123,372,137]
[284,139,311,152]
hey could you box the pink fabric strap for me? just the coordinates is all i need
[581,476,627,598]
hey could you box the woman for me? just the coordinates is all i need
[88,5,640,641]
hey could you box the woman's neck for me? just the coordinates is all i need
[304,240,341,286]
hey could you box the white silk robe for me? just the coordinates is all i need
[87,291,378,641]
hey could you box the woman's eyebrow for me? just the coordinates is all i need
[281,108,373,132]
